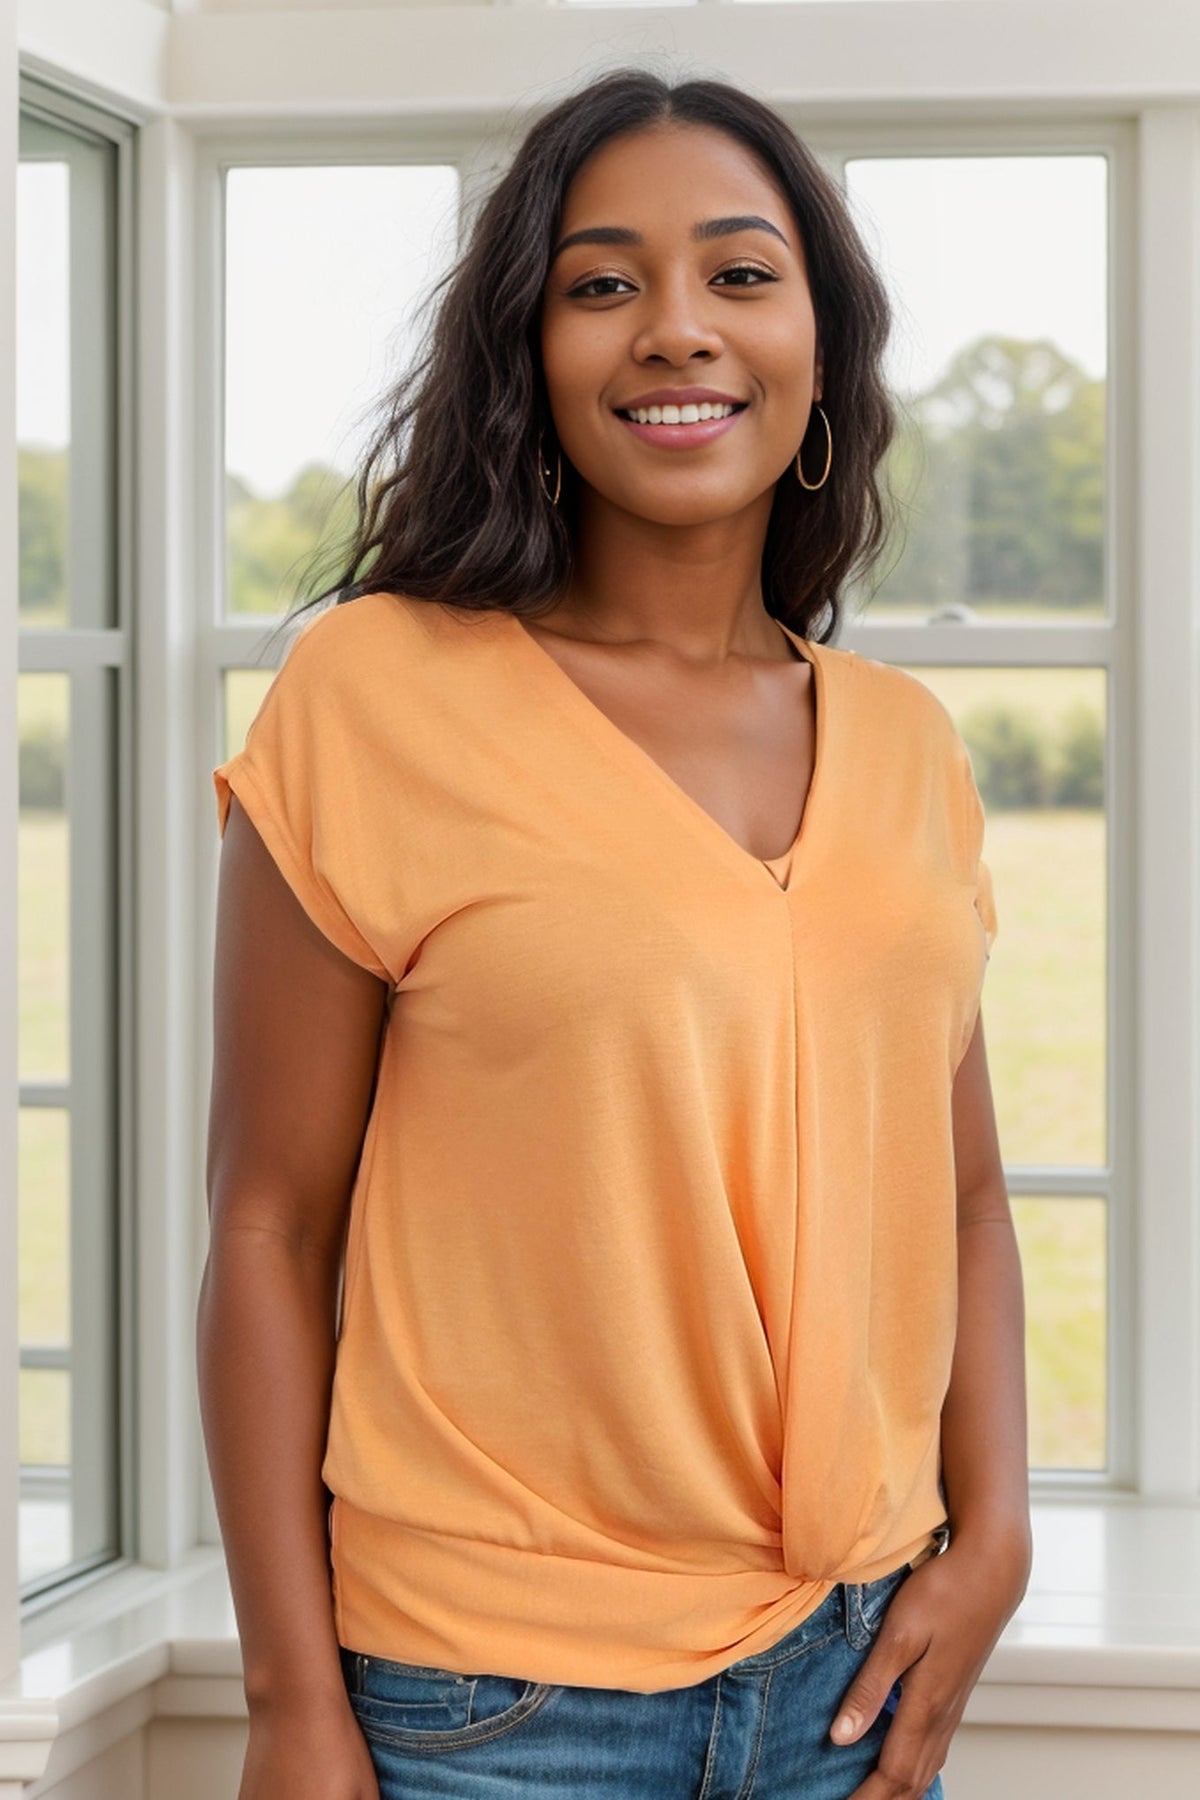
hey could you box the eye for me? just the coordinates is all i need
[565,273,635,299]
[712,264,778,287]
[564,264,779,299]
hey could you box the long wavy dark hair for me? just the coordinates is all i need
[272,67,899,651]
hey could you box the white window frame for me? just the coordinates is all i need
[15,76,139,1611]
[194,118,499,1551]
[810,116,1140,1501]
[197,109,1159,1521]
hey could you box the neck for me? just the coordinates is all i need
[556,483,784,662]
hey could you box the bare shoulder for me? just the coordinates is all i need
[208,791,388,1252]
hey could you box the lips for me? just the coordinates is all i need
[615,406,748,449]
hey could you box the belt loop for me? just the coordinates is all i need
[356,1652,367,1693]
[843,1580,864,1643]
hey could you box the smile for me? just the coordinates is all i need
[614,403,748,449]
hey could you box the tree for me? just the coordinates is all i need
[18,446,67,620]
[884,335,1104,612]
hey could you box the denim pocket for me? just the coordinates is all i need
[339,1646,557,1755]
[841,1562,911,1652]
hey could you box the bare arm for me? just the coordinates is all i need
[198,791,390,1713]
[827,1008,1032,1796]
[940,1006,1033,1579]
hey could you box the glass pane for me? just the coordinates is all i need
[224,668,277,762]
[18,115,119,630]
[18,107,124,1600]
[19,1369,72,1584]
[18,1106,73,1585]
[17,157,70,629]
[224,164,461,618]
[846,156,1108,623]
[19,1368,70,1468]
[18,673,70,1082]
[1013,1196,1107,1471]
[907,665,1107,1168]
[18,1106,71,1347]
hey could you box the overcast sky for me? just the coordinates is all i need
[19,151,1107,500]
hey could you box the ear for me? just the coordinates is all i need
[814,347,824,405]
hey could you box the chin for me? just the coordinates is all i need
[626,488,761,527]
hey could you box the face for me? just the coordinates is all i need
[539,121,824,529]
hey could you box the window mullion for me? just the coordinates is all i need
[1132,105,1200,1498]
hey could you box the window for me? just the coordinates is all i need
[818,134,1124,1482]
[206,129,1127,1490]
[210,152,462,766]
[17,85,135,1598]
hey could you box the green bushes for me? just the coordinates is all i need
[17,705,1103,816]
[19,723,65,811]
[963,700,1103,809]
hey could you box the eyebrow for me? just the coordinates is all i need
[550,214,790,263]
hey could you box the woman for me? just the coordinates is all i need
[199,67,1032,1800]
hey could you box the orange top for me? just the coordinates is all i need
[212,590,997,1693]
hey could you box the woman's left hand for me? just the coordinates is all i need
[830,1530,1031,1798]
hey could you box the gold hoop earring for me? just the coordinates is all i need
[795,403,832,490]
[537,431,562,507]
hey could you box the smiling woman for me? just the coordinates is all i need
[203,65,1027,1800]
[540,126,825,525]
[269,69,895,633]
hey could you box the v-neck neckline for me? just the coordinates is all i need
[501,608,828,896]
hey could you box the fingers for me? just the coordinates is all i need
[840,1694,947,1800]
[830,1645,902,1744]
[832,1625,946,1797]
[841,1662,955,1800]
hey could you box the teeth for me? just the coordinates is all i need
[623,402,738,425]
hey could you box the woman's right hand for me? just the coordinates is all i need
[238,1696,381,1799]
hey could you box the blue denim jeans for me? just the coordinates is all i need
[338,1560,947,1798]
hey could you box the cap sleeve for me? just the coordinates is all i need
[975,852,998,958]
[213,610,395,984]
[959,738,999,959]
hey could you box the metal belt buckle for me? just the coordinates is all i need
[907,1522,951,1571]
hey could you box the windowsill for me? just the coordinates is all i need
[3,1500,1200,1762]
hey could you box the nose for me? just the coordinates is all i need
[629,269,723,366]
